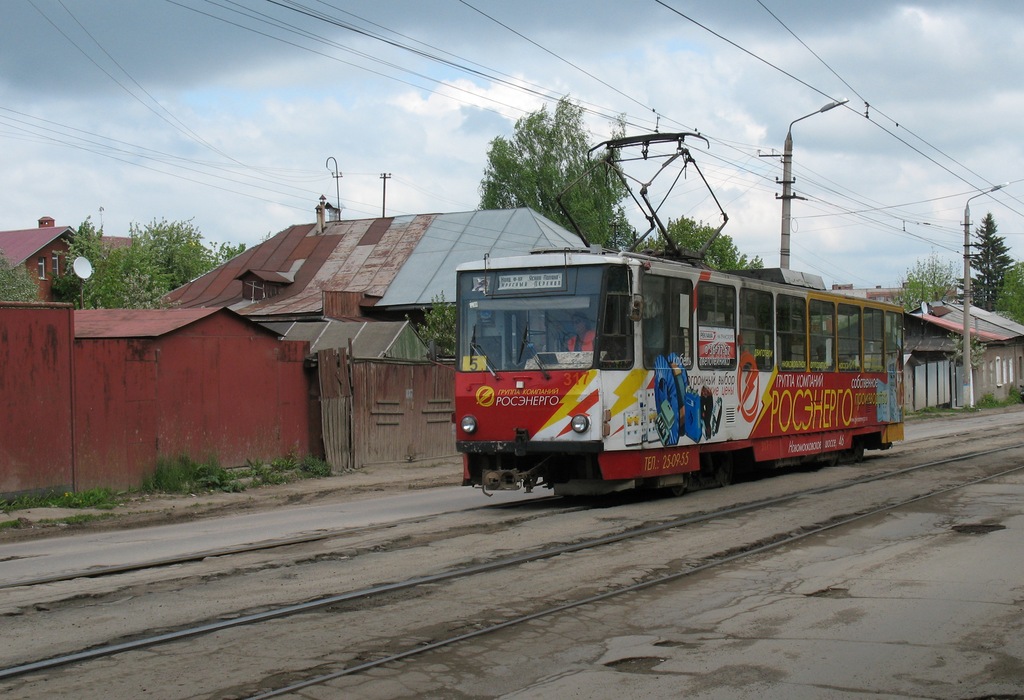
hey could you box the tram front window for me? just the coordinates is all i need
[457,267,603,372]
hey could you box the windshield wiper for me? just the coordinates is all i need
[470,324,499,379]
[516,324,550,379]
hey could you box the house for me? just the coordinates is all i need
[164,207,585,323]
[163,206,585,469]
[906,301,1024,408]
[0,216,75,301]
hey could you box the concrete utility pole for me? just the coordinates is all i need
[962,183,1007,408]
[779,98,848,269]
[380,173,391,218]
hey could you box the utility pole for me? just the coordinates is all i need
[380,173,391,218]
[325,157,342,219]
[962,183,1007,408]
[778,98,848,269]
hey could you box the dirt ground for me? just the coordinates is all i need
[1,455,465,541]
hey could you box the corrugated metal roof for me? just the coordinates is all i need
[164,209,584,318]
[912,303,1024,342]
[0,226,74,264]
[75,307,227,338]
[263,319,427,359]
[379,208,585,307]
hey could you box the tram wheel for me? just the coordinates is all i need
[714,453,734,488]
[851,441,865,463]
[669,484,687,497]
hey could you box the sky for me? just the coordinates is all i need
[2,0,1022,290]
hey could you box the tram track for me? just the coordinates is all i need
[0,412,1002,593]
[252,459,1024,698]
[3,437,1024,693]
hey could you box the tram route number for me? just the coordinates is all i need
[642,449,693,473]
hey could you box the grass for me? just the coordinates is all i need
[907,387,1021,419]
[2,452,335,524]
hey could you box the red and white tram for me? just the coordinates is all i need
[454,250,904,495]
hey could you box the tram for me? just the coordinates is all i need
[454,133,904,496]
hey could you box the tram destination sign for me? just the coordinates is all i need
[496,271,565,292]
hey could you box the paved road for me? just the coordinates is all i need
[0,409,1018,588]
[0,486,541,587]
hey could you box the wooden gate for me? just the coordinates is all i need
[317,347,352,471]
[318,350,455,471]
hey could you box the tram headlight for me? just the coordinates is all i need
[460,415,478,434]
[570,414,590,434]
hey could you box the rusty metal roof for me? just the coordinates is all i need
[912,302,1024,342]
[75,307,233,338]
[164,209,583,319]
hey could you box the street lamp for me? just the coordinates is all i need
[779,98,848,269]
[962,183,1007,408]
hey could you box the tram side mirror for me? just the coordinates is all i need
[630,295,643,322]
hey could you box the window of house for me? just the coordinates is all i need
[51,252,60,277]
[37,257,46,280]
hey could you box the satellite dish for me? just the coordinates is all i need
[72,256,93,280]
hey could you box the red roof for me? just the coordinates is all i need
[74,308,225,338]
[0,226,74,264]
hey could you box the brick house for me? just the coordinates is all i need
[0,216,75,301]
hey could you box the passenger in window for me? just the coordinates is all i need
[567,313,595,351]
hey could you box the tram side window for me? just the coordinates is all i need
[809,299,835,371]
[601,266,634,369]
[837,303,861,372]
[641,274,692,368]
[740,288,773,371]
[863,307,884,372]
[697,282,736,370]
[884,310,902,372]
[776,294,806,371]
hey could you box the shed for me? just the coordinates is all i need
[73,307,317,489]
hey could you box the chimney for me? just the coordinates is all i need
[315,195,326,234]
[38,216,55,228]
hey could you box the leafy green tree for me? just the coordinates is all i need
[479,97,632,248]
[970,212,1012,312]
[995,261,1024,324]
[893,252,958,312]
[0,253,40,301]
[416,292,455,357]
[642,217,762,270]
[54,216,246,309]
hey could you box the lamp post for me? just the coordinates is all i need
[962,183,1007,408]
[779,98,848,269]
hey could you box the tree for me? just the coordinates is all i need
[996,261,1024,324]
[479,97,632,248]
[658,217,763,270]
[53,216,246,309]
[893,252,958,312]
[970,212,1012,312]
[0,253,39,301]
[415,292,456,358]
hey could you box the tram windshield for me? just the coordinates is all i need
[457,264,631,373]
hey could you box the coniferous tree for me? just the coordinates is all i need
[970,212,1012,311]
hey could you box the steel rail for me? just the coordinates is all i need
[3,441,1023,684]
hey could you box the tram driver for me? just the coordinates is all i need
[566,313,595,352]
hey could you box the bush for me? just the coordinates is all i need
[144,455,242,493]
